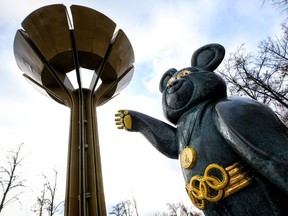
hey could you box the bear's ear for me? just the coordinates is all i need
[191,43,225,71]
[159,68,177,93]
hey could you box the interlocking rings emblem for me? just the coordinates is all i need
[185,164,229,210]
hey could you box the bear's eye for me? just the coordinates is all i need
[177,70,191,79]
[167,77,176,87]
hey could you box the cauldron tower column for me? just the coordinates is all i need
[13,4,135,216]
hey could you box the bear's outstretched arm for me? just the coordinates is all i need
[115,110,178,159]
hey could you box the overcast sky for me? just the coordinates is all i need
[0,0,285,215]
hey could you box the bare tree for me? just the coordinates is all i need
[109,197,139,216]
[166,203,178,216]
[154,212,169,216]
[155,202,203,216]
[263,0,288,13]
[177,202,192,216]
[0,143,25,213]
[33,186,46,216]
[45,169,63,216]
[219,0,288,125]
[131,196,139,216]
[110,199,203,216]
[32,169,63,216]
[109,202,123,216]
[219,24,288,125]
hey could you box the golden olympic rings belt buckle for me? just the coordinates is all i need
[185,162,253,210]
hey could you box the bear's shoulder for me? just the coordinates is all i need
[214,96,277,122]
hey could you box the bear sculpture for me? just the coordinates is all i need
[115,44,288,216]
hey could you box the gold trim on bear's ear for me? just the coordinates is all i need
[191,43,225,72]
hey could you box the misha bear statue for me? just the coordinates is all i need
[115,44,288,216]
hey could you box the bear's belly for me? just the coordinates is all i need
[177,124,239,183]
[177,125,288,216]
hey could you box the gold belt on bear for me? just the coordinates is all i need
[185,161,253,210]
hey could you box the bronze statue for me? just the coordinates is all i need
[116,44,288,215]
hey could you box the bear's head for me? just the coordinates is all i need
[159,44,227,124]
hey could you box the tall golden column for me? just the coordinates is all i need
[13,4,134,216]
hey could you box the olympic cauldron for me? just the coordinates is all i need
[13,4,134,216]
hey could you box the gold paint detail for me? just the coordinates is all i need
[186,164,229,210]
[223,161,253,198]
[115,110,132,130]
[180,147,197,169]
[167,77,176,87]
[177,70,191,79]
[186,161,253,210]
[123,115,132,130]
[166,70,191,88]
